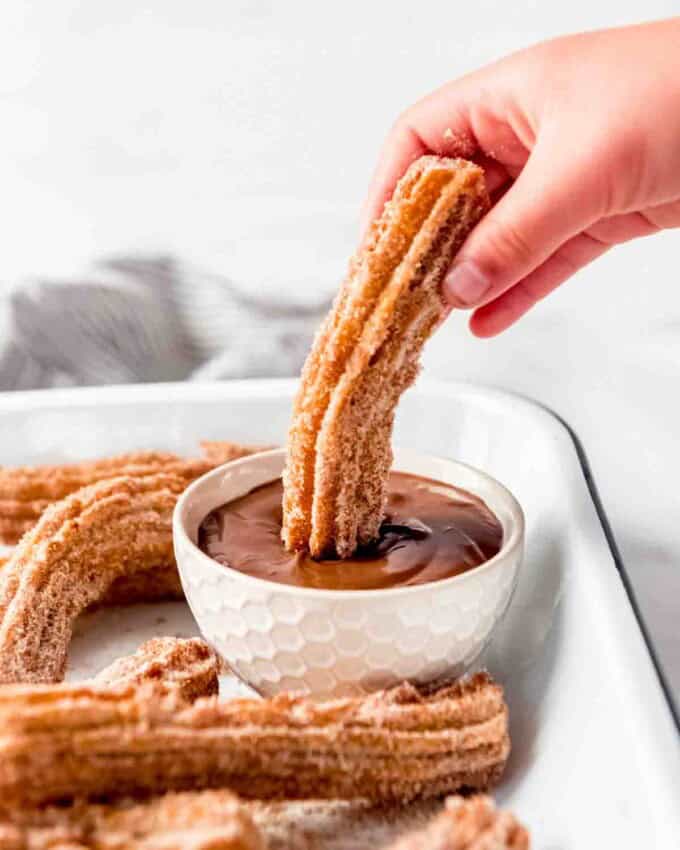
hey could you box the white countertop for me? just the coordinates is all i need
[1,1,678,704]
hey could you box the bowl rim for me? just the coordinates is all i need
[173,447,525,599]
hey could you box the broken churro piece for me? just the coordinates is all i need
[0,673,509,807]
[282,156,489,558]
[95,637,219,702]
[387,795,529,850]
[0,474,188,684]
[0,789,265,850]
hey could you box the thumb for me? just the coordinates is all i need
[442,143,601,308]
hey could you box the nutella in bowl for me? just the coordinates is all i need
[198,473,502,591]
[174,448,524,698]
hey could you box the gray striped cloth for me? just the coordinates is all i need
[0,256,331,390]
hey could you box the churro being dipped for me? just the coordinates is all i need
[282,156,489,559]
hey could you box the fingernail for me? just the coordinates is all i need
[442,261,491,307]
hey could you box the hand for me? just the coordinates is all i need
[362,19,680,336]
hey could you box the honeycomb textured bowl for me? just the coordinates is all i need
[174,448,524,697]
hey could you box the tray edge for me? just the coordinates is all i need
[537,402,680,735]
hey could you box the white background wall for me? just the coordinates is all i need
[1,2,678,698]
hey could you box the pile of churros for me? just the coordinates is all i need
[0,637,526,848]
[0,156,530,848]
[0,441,261,684]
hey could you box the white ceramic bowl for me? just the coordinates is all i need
[174,448,524,697]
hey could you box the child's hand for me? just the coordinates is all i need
[362,19,680,336]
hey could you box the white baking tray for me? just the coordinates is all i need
[0,379,678,848]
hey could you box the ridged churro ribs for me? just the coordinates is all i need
[0,636,217,720]
[0,794,528,850]
[0,790,265,850]
[282,156,489,559]
[94,637,220,702]
[388,795,529,850]
[0,442,259,545]
[0,474,187,684]
[0,441,265,684]
[0,673,509,807]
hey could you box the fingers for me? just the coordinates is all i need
[642,198,680,230]
[469,231,609,336]
[441,141,602,310]
[359,62,536,238]
[359,88,479,236]
[359,133,511,240]
[359,122,429,236]
[466,200,676,336]
[474,154,512,196]
[587,211,659,243]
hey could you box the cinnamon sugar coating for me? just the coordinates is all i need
[0,790,265,850]
[0,442,261,545]
[0,474,188,684]
[0,673,509,807]
[282,156,489,558]
[387,795,529,850]
[95,637,219,702]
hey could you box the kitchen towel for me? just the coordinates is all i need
[0,256,330,391]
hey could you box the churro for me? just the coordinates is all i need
[0,790,265,850]
[0,672,509,807]
[0,442,261,545]
[97,563,185,606]
[94,637,219,701]
[0,474,187,684]
[282,155,489,558]
[200,440,272,465]
[1,552,184,607]
[387,795,529,850]
[0,451,181,502]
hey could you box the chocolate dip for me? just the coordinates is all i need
[198,472,503,591]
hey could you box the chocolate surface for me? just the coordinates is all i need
[198,473,503,590]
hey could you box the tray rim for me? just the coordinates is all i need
[543,403,680,734]
[0,376,677,736]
